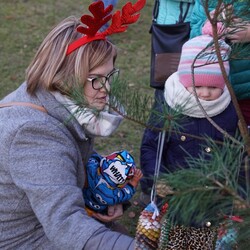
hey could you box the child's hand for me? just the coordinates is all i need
[129,169,143,187]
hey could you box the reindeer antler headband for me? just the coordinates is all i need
[66,0,146,55]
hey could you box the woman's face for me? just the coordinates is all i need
[84,57,115,110]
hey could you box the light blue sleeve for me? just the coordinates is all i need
[157,0,194,24]
[190,0,206,38]
[190,0,217,38]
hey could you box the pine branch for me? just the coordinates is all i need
[203,0,250,154]
[159,137,249,226]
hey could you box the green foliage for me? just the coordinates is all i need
[109,78,153,125]
[160,136,249,241]
[230,43,250,60]
[237,209,250,249]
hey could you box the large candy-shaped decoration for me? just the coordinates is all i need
[135,202,168,250]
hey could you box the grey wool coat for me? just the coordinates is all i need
[0,83,134,250]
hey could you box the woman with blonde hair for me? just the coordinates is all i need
[0,0,145,249]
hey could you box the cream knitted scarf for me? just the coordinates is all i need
[52,92,124,137]
[164,72,231,118]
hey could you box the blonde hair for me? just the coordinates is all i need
[26,16,117,95]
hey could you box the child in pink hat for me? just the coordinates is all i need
[166,32,231,110]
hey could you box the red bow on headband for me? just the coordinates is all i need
[66,0,146,55]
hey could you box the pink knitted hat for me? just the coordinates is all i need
[178,34,231,89]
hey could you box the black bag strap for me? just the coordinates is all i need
[179,2,191,23]
[152,0,191,24]
[152,0,160,22]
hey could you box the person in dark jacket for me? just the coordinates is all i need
[140,29,238,204]
[0,0,146,249]
[139,0,195,205]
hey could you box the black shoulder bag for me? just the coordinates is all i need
[150,0,191,89]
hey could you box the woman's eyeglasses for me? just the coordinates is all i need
[87,68,120,90]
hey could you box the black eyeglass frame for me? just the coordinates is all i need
[87,68,120,90]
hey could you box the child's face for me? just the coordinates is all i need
[186,86,223,101]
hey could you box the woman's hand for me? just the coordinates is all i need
[92,204,123,223]
[226,20,250,43]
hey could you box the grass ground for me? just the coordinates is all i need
[0,0,155,237]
